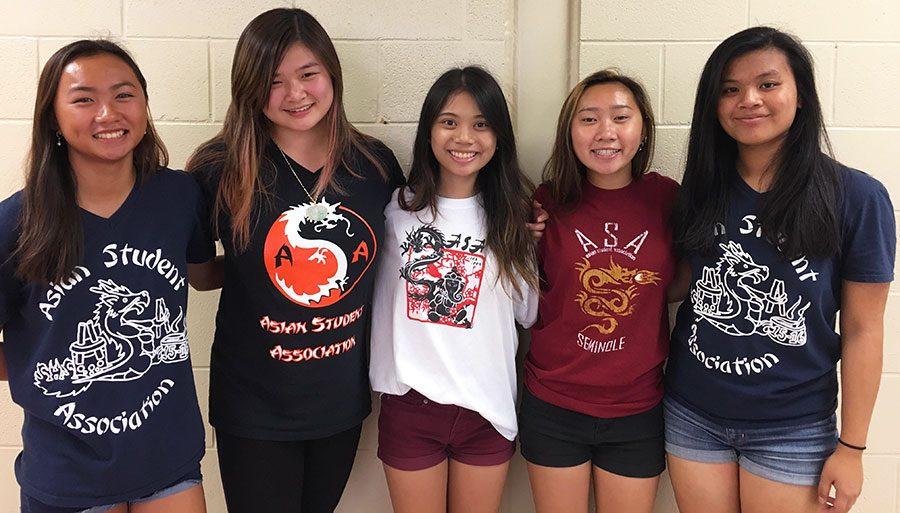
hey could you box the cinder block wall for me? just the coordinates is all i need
[0,1,897,512]
[576,2,900,512]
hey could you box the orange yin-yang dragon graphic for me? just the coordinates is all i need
[263,198,376,308]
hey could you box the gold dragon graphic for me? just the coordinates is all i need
[574,257,661,335]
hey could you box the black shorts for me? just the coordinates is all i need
[518,388,665,478]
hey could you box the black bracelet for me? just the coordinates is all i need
[838,438,866,451]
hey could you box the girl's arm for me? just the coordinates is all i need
[0,338,6,381]
[817,280,889,513]
[188,255,225,291]
[527,200,548,240]
[666,259,691,303]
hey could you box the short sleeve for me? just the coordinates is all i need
[0,193,26,325]
[186,178,216,264]
[190,165,220,243]
[513,277,539,328]
[375,141,406,188]
[840,170,896,283]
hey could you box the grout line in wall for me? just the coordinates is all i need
[746,0,751,27]
[568,0,582,87]
[33,38,39,79]
[120,0,126,37]
[831,43,838,122]
[207,42,213,122]
[659,45,666,121]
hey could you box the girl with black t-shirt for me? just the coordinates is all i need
[186,8,403,513]
[666,27,895,513]
[0,40,211,513]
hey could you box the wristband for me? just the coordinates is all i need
[838,438,866,451]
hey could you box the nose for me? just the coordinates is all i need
[455,125,475,144]
[738,88,763,109]
[286,79,307,101]
[94,101,122,122]
[593,119,616,141]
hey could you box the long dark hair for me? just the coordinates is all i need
[16,39,166,284]
[400,66,538,294]
[543,69,656,209]
[673,26,840,259]
[187,8,387,250]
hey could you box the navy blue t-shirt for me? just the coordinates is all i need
[666,163,895,427]
[0,169,214,508]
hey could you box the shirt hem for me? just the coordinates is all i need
[210,407,371,441]
[524,379,662,419]
[665,390,836,429]
[16,445,205,509]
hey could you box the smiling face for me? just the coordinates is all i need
[264,43,334,141]
[53,53,148,171]
[570,82,645,189]
[717,48,799,155]
[430,91,497,197]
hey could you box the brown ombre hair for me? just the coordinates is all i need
[187,8,387,250]
[400,66,537,295]
[16,39,166,284]
[543,69,656,209]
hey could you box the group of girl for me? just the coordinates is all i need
[0,7,893,513]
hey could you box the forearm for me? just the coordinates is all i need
[838,330,883,447]
[188,255,225,291]
[0,343,7,381]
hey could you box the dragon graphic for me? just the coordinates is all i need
[276,200,353,304]
[34,280,188,398]
[400,225,481,328]
[575,257,661,335]
[691,241,809,346]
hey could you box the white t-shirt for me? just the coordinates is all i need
[370,189,538,440]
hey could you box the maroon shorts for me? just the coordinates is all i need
[377,389,515,471]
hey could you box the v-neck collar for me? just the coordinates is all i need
[80,179,140,229]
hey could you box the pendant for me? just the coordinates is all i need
[306,202,329,222]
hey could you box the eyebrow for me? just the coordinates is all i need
[437,111,486,118]
[67,81,137,93]
[577,105,633,113]
[274,62,320,76]
[722,70,781,83]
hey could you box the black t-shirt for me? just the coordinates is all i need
[0,169,213,508]
[194,138,404,440]
[666,163,895,427]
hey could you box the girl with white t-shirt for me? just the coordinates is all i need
[369,66,538,513]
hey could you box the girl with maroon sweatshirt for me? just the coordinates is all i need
[520,70,678,513]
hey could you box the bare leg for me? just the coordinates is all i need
[383,461,448,513]
[591,466,658,513]
[526,461,591,513]
[666,455,740,513]
[447,459,509,513]
[739,467,819,513]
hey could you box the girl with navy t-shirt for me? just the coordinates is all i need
[666,27,895,513]
[0,41,212,513]
[186,8,403,513]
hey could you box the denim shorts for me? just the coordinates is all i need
[663,397,837,486]
[20,466,202,513]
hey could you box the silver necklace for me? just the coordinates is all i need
[279,148,330,222]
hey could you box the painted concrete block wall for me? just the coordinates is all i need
[0,0,898,511]
[578,1,900,512]
[0,1,514,512]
